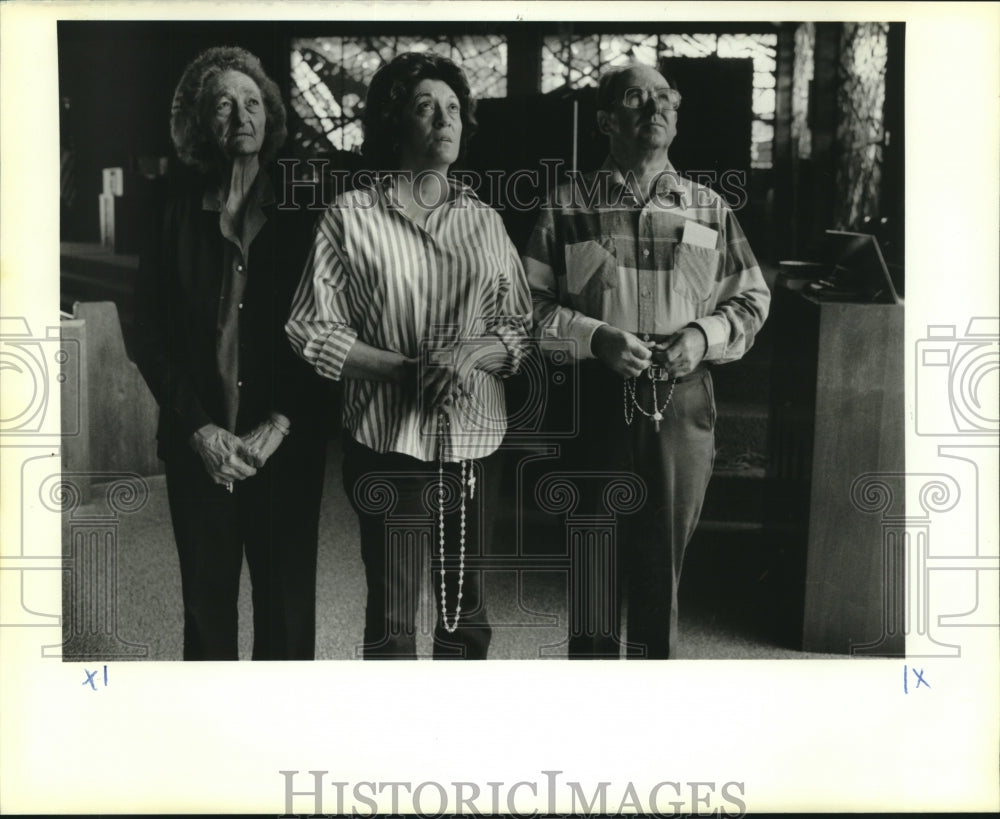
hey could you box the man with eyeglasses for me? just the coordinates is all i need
[524,62,770,659]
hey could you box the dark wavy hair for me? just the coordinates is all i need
[170,46,287,172]
[362,51,477,171]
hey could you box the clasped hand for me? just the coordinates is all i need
[190,415,288,485]
[240,415,288,468]
[649,327,707,378]
[593,325,707,379]
[409,347,479,414]
[419,348,475,410]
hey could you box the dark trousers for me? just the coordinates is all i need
[342,435,493,659]
[567,362,716,659]
[164,431,325,660]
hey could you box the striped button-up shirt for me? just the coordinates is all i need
[286,176,531,462]
[524,158,770,362]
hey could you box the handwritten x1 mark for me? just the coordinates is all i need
[82,669,98,690]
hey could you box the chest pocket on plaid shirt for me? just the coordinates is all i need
[671,242,719,304]
[564,239,618,296]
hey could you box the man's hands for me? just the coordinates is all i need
[190,424,258,485]
[592,324,708,379]
[591,325,652,378]
[650,326,707,378]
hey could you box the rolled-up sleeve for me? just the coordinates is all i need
[285,206,358,381]
[523,205,606,360]
[689,205,771,364]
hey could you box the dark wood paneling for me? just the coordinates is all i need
[802,302,904,653]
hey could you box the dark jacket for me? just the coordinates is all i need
[134,166,329,460]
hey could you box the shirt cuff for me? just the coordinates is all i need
[689,316,728,360]
[314,326,358,381]
[557,316,605,360]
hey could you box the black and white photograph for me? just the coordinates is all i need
[1,2,997,815]
[54,16,907,662]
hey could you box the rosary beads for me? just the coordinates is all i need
[624,369,677,431]
[437,412,468,633]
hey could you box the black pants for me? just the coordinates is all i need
[342,435,493,659]
[164,431,325,660]
[567,363,716,659]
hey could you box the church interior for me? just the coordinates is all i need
[54,19,906,660]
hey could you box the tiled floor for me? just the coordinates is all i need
[60,439,845,662]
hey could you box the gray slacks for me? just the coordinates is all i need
[567,361,716,658]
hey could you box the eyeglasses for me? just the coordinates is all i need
[621,86,682,111]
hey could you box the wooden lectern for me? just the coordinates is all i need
[768,284,905,655]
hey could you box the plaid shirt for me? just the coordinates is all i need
[524,158,770,363]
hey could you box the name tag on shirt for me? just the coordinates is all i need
[681,220,718,250]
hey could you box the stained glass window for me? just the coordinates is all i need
[541,32,778,168]
[291,35,507,155]
[835,23,888,229]
[541,33,661,89]
[791,22,815,160]
[657,33,719,60]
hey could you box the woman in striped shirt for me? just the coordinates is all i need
[286,52,531,659]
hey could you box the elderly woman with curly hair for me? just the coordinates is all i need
[286,51,531,659]
[134,46,328,660]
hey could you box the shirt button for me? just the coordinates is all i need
[236,264,244,273]
[237,380,243,388]
[642,249,650,258]
[642,333,650,342]
[237,303,243,310]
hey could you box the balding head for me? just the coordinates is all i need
[596,63,678,112]
[595,62,679,164]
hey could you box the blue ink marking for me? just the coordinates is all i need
[904,665,930,693]
[82,666,109,691]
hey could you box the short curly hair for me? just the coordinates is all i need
[170,46,287,172]
[362,51,477,171]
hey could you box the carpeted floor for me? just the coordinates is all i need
[61,438,844,662]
